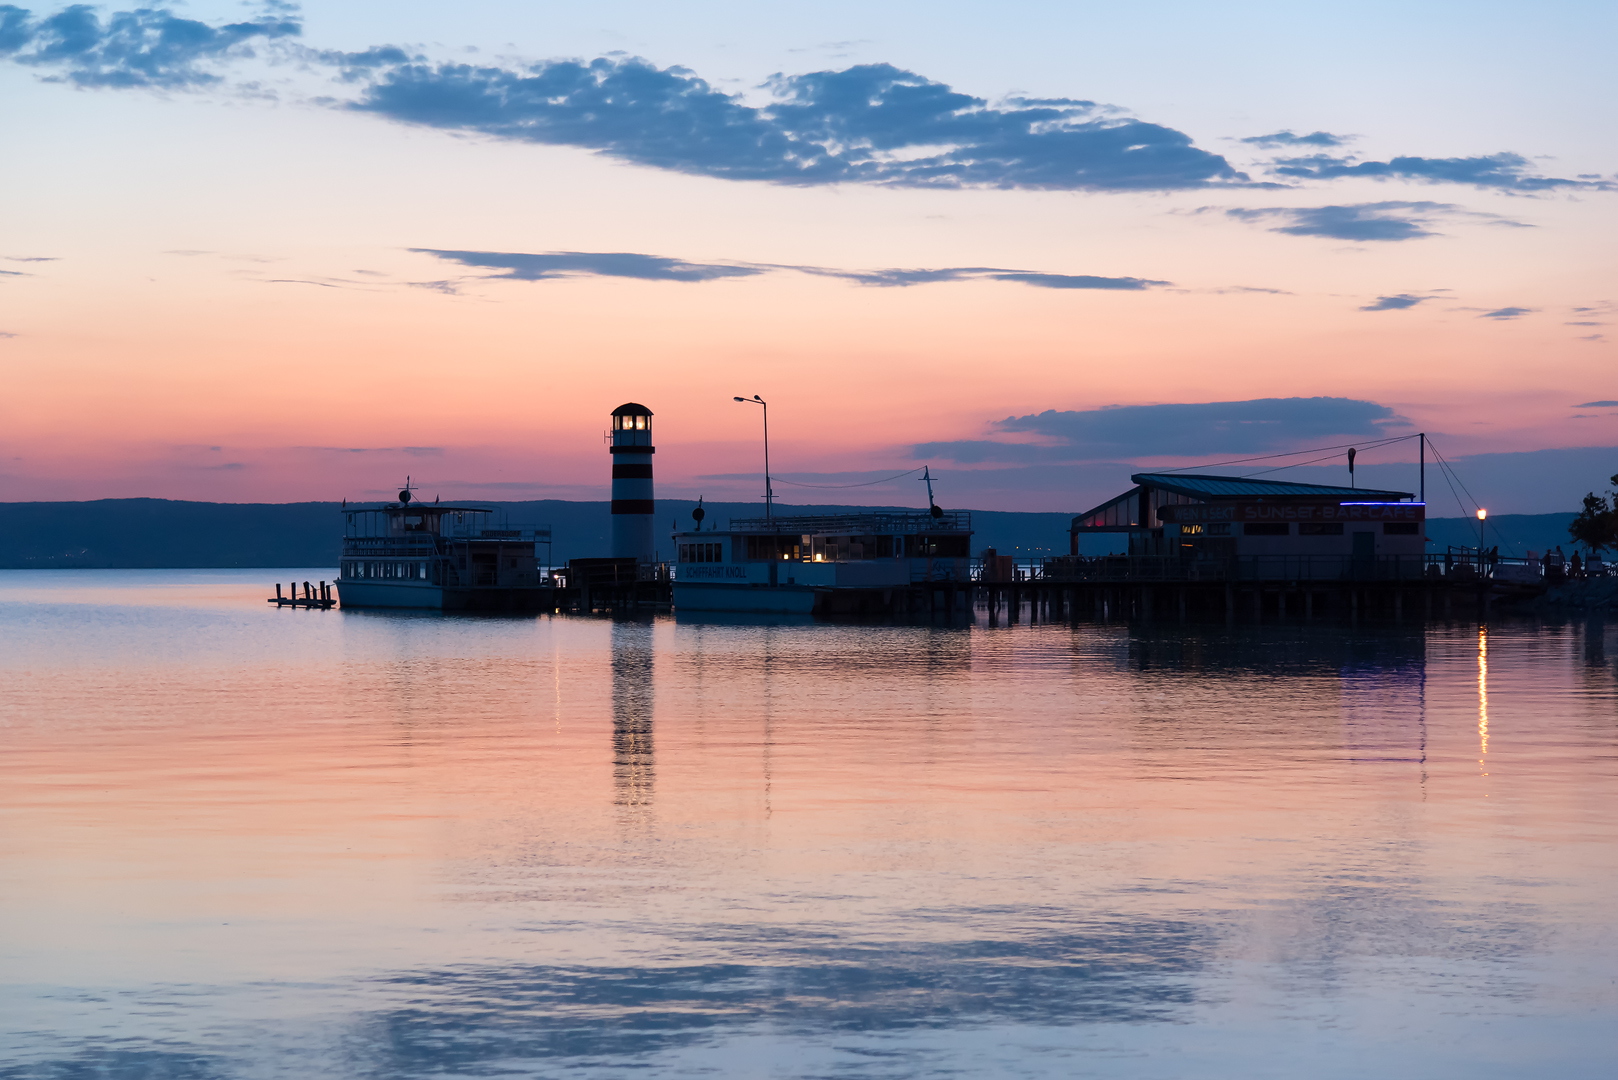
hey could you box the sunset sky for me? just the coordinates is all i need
[2,0,1615,514]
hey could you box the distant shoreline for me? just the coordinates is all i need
[0,498,1575,570]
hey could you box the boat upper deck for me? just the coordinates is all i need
[722,510,971,536]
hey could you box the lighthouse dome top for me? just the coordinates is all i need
[611,402,653,417]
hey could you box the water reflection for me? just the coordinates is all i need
[4,573,1618,1079]
[1479,624,1490,771]
[352,913,1213,1071]
[611,619,655,814]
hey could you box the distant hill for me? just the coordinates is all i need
[0,499,1074,569]
[0,499,1581,569]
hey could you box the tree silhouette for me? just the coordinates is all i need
[1568,472,1618,553]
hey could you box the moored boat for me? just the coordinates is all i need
[336,486,552,610]
[671,509,972,614]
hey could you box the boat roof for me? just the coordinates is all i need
[1131,472,1412,500]
[347,503,494,513]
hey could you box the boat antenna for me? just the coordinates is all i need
[920,466,943,518]
[692,496,706,531]
[398,476,413,505]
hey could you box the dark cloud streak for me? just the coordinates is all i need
[1268,151,1604,192]
[415,248,1167,291]
[0,2,300,88]
[355,59,1244,192]
[917,396,1400,463]
[1360,294,1431,311]
[1219,201,1525,242]
[1241,130,1348,149]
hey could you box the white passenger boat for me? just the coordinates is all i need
[671,510,972,614]
[335,487,552,610]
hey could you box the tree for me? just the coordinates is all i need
[1568,472,1618,553]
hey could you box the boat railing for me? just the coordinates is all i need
[727,510,972,534]
[441,522,552,541]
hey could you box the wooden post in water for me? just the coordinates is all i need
[1278,590,1287,618]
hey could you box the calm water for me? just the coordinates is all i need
[1,570,1615,1078]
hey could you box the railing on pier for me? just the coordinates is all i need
[976,552,1551,585]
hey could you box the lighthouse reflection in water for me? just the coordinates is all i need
[0,570,1615,1078]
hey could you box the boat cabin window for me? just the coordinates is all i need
[744,536,803,561]
[913,534,969,558]
[679,542,725,563]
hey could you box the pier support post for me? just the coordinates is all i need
[1225,584,1235,624]
[1178,590,1187,622]
[1142,586,1153,621]
[1424,589,1432,619]
[1395,592,1403,620]
[1278,590,1286,618]
[1253,589,1262,620]
[1444,590,1452,619]
[1305,591,1314,618]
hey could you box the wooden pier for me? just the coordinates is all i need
[268,580,336,609]
[971,576,1529,624]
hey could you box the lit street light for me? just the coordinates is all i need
[733,395,773,521]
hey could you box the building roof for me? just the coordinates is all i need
[1132,472,1412,500]
[612,402,653,416]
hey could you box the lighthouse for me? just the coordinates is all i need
[609,403,656,561]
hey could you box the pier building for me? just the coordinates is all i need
[1071,473,1423,577]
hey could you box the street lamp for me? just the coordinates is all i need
[733,394,773,521]
[1476,508,1487,561]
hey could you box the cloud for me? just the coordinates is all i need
[5,7,1600,202]
[1479,306,1533,320]
[1220,201,1523,242]
[1566,321,1606,326]
[915,396,1400,463]
[414,248,1168,290]
[1266,151,1604,192]
[1574,400,1618,407]
[1360,294,1431,311]
[415,249,766,283]
[805,266,1163,289]
[1241,130,1348,149]
[0,330,16,338]
[0,3,301,88]
[0,269,28,277]
[352,58,1245,192]
[4,255,56,262]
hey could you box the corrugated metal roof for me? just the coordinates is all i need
[1132,473,1412,500]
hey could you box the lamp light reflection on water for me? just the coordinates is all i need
[1479,624,1489,775]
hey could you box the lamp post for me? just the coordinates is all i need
[1476,508,1487,561]
[733,394,772,521]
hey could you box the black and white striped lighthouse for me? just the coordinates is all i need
[609,403,656,561]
